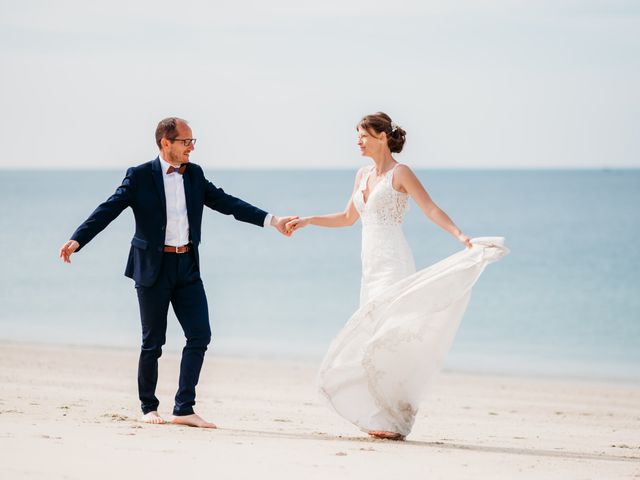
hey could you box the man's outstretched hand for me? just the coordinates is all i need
[59,240,80,263]
[271,216,298,237]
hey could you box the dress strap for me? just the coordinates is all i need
[386,163,402,183]
[359,165,375,191]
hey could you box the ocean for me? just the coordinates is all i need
[1,168,638,382]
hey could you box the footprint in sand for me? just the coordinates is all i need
[101,413,130,422]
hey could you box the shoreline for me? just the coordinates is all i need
[1,338,638,387]
[1,341,639,479]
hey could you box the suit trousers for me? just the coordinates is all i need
[135,249,211,416]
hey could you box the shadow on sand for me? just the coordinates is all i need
[210,426,640,464]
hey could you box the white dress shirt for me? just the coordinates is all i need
[159,155,272,247]
[160,156,190,247]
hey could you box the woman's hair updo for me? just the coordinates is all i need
[357,112,407,153]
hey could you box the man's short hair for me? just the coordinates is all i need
[155,117,188,149]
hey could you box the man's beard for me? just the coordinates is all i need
[169,151,187,164]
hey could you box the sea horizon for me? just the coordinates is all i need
[2,166,639,172]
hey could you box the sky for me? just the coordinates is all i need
[1,0,638,169]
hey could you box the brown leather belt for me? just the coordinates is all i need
[163,244,190,254]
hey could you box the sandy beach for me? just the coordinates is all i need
[0,342,638,479]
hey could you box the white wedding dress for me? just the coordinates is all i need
[317,164,509,437]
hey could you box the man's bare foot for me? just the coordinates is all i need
[141,411,165,424]
[171,413,217,429]
[368,431,405,441]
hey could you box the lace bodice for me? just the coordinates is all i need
[353,164,409,226]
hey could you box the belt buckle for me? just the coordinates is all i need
[175,246,180,253]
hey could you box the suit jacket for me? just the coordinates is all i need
[71,157,268,287]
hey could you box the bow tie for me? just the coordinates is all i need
[166,164,187,175]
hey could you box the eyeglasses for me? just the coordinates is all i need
[170,138,197,147]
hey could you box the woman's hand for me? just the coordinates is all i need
[286,217,311,234]
[457,233,472,249]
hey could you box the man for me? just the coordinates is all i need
[59,117,295,428]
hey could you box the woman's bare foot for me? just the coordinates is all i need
[368,431,405,441]
[141,411,165,424]
[171,413,217,429]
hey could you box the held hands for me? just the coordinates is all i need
[285,217,310,235]
[59,240,80,263]
[271,215,299,237]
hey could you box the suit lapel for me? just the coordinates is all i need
[151,157,167,219]
[182,164,194,228]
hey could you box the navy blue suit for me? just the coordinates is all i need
[71,157,267,415]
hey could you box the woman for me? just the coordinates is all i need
[287,112,507,440]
